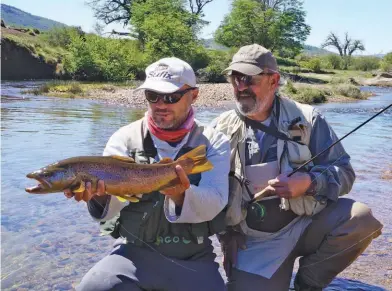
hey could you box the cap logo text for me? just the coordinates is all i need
[148,64,173,79]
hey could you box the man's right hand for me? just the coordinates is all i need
[64,180,107,202]
[219,229,247,277]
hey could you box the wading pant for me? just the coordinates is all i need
[227,198,383,291]
[76,239,225,291]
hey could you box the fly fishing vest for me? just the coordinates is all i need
[213,95,327,237]
[99,119,226,258]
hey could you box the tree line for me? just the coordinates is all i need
[40,0,391,81]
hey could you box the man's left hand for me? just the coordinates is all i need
[160,165,190,206]
[266,172,312,199]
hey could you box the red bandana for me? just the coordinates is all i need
[147,109,195,143]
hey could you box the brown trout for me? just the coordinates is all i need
[25,145,213,202]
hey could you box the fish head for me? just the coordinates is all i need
[25,163,75,194]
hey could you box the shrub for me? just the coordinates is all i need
[381,52,392,72]
[64,34,147,81]
[302,58,322,73]
[380,62,392,72]
[296,88,327,103]
[197,65,227,83]
[189,46,210,71]
[350,56,380,71]
[323,54,342,69]
[333,84,362,98]
[276,57,298,67]
[40,26,83,48]
[196,49,232,83]
[284,79,297,94]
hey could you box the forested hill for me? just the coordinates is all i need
[1,4,67,30]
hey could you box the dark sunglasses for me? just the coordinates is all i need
[228,73,273,87]
[145,87,196,104]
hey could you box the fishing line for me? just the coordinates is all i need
[287,103,392,178]
[245,104,391,269]
[90,196,197,272]
[250,103,392,203]
[298,226,383,269]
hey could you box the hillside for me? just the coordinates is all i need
[201,39,335,56]
[1,27,67,80]
[201,38,230,51]
[1,4,67,30]
[303,44,335,55]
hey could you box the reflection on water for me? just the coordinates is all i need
[1,82,391,290]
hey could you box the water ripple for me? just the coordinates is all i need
[1,83,392,290]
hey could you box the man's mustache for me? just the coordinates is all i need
[236,89,256,99]
[154,109,172,114]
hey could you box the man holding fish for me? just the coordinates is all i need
[61,57,231,290]
[213,44,384,291]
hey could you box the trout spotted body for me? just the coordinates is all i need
[25,145,213,202]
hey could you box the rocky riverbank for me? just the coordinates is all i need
[86,83,237,109]
[25,80,383,109]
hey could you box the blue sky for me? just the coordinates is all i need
[3,0,391,55]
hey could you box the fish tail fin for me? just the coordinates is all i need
[177,145,213,174]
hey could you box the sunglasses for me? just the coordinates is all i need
[228,73,273,87]
[145,87,196,104]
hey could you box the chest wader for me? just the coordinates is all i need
[99,129,226,252]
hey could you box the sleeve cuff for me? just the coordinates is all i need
[308,171,329,203]
[164,196,181,222]
[164,186,195,223]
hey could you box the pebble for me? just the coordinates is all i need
[87,83,236,109]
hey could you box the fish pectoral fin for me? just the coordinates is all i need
[71,181,85,193]
[158,158,173,164]
[116,195,140,203]
[116,196,128,202]
[110,155,135,163]
[128,197,140,203]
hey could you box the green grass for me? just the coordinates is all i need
[2,31,67,64]
[24,80,136,97]
[281,80,369,104]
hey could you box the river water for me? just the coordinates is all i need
[1,82,391,291]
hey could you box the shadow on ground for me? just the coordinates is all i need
[290,275,389,291]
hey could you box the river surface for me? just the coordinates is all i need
[1,82,391,291]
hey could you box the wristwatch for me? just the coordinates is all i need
[305,172,318,196]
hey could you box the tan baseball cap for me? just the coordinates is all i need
[223,44,278,76]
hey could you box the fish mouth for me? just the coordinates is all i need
[25,175,52,193]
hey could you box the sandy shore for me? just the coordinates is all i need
[85,83,237,109]
[82,82,371,109]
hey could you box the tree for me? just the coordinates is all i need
[321,32,365,57]
[214,0,310,57]
[130,0,204,62]
[86,0,133,26]
[93,21,105,36]
[86,0,214,29]
[188,0,214,16]
[321,32,365,69]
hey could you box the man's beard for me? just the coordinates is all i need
[151,109,185,130]
[153,116,176,129]
[235,89,260,116]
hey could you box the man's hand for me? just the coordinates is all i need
[64,180,108,202]
[160,165,190,206]
[266,172,312,199]
[219,229,247,278]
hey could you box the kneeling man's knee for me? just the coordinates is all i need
[76,270,119,291]
[351,202,383,238]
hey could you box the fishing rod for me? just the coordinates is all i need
[249,103,392,204]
